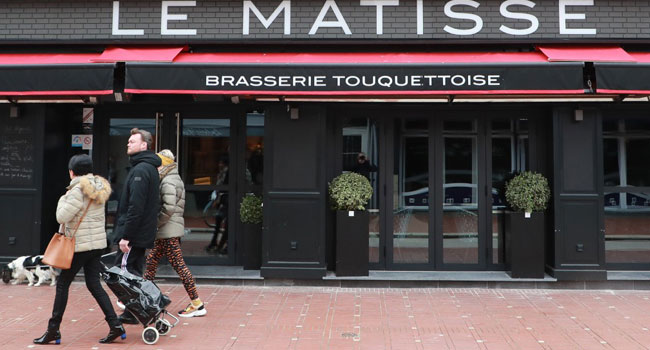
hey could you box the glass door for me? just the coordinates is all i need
[179,117,232,263]
[390,119,430,267]
[337,110,531,271]
[101,106,260,266]
[441,119,481,266]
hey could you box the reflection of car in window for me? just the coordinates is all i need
[604,192,650,212]
[401,184,503,210]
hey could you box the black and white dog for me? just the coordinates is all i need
[4,255,59,286]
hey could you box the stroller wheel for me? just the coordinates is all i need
[142,327,159,345]
[155,319,171,335]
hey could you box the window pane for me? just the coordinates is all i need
[625,119,650,132]
[443,120,476,132]
[246,113,264,186]
[492,120,512,132]
[492,137,512,264]
[605,192,650,263]
[181,119,230,186]
[443,136,478,264]
[626,138,650,187]
[603,138,620,186]
[393,132,429,264]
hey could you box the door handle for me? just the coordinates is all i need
[155,112,162,153]
[175,112,180,156]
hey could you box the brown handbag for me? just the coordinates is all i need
[42,200,93,269]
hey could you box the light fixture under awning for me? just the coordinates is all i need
[0,53,114,96]
[124,52,586,96]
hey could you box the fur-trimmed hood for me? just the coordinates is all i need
[68,174,112,205]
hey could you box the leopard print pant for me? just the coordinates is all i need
[144,237,198,300]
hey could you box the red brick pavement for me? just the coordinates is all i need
[3,283,650,349]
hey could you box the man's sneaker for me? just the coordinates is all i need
[116,300,126,310]
[178,303,207,318]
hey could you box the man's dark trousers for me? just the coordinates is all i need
[114,247,146,323]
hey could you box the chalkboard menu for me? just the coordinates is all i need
[0,123,34,186]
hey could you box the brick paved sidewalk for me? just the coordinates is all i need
[2,283,650,349]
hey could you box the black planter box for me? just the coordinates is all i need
[505,212,545,278]
[336,210,369,276]
[242,223,262,270]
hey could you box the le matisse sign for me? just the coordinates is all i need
[1,0,646,41]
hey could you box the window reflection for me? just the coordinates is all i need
[393,124,429,264]
[605,192,650,263]
[181,118,231,258]
[443,133,479,265]
[181,119,230,186]
[246,113,264,186]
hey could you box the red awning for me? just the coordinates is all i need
[537,45,636,62]
[626,52,650,63]
[172,51,554,64]
[92,46,186,63]
[0,53,99,65]
[0,53,114,95]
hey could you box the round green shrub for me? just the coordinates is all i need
[505,171,551,213]
[239,193,263,224]
[328,172,373,211]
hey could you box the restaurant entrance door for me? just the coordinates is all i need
[338,107,533,271]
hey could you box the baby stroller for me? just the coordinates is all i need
[101,252,179,345]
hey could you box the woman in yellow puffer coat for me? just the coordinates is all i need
[144,149,206,318]
[34,154,125,345]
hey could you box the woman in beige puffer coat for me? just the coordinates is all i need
[35,154,125,345]
[144,149,206,318]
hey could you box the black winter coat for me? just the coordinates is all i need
[113,150,162,248]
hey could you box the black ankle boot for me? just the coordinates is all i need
[33,330,61,345]
[99,325,126,344]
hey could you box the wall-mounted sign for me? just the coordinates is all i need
[125,62,585,95]
[72,134,93,149]
[1,0,649,41]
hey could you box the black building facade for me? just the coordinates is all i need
[1,0,650,281]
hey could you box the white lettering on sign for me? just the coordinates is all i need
[499,0,539,36]
[360,0,400,35]
[443,0,483,36]
[243,0,291,35]
[161,1,197,35]
[206,74,501,88]
[559,0,596,35]
[309,0,352,35]
[110,1,601,38]
[112,1,144,35]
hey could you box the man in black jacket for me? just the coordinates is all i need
[113,128,161,324]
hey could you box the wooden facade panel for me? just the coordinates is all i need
[266,197,322,262]
[560,199,601,265]
[561,113,597,193]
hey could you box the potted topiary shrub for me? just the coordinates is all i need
[328,172,373,276]
[239,193,263,270]
[504,171,551,278]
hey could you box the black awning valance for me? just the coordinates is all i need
[596,63,650,94]
[124,52,585,96]
[0,54,114,96]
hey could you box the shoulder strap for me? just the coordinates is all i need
[69,200,93,238]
